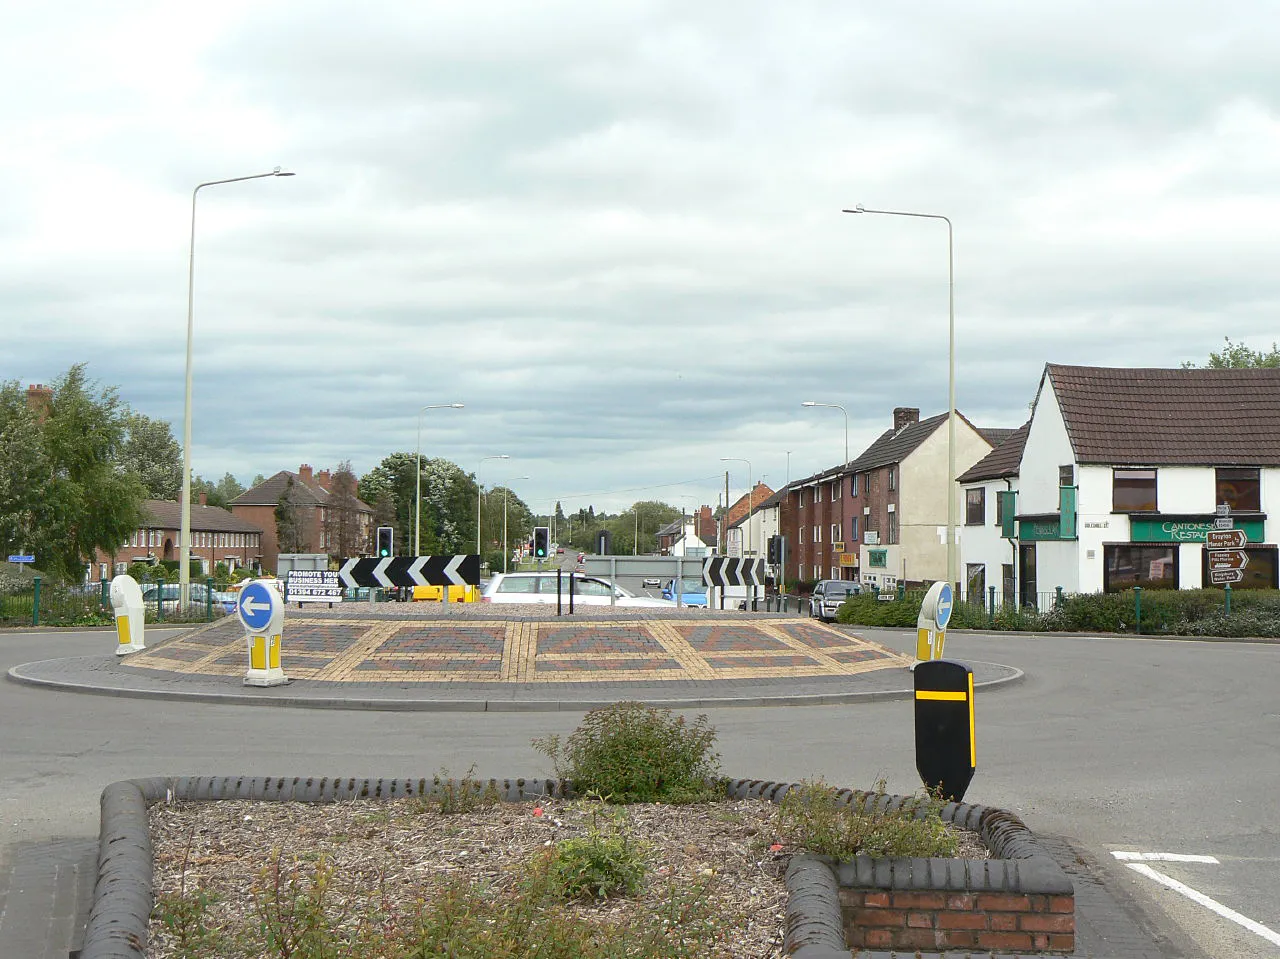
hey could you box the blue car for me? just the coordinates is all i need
[661,577,708,608]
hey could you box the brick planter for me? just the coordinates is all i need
[80,776,1072,959]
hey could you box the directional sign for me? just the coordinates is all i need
[1214,517,1233,530]
[1209,568,1244,585]
[237,581,280,633]
[7,555,34,564]
[338,555,479,589]
[702,556,765,589]
[1206,529,1248,549]
[1207,549,1249,571]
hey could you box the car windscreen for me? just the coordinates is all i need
[495,576,539,593]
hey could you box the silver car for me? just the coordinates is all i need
[482,573,676,607]
[808,579,860,622]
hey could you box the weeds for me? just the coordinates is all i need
[550,799,649,899]
[776,778,959,859]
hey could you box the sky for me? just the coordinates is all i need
[5,1,1279,515]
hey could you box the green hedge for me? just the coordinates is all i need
[835,588,1280,638]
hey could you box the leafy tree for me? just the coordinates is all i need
[20,366,146,580]
[118,413,181,500]
[193,472,246,509]
[362,453,477,556]
[0,383,48,558]
[322,461,363,560]
[275,477,307,554]
[1183,336,1280,369]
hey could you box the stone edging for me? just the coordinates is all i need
[79,776,1070,959]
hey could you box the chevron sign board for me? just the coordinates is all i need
[702,556,765,588]
[337,555,480,589]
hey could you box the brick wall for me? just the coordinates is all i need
[841,888,1074,953]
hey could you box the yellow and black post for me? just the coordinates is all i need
[914,659,975,802]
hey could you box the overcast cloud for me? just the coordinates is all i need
[4,1,1278,513]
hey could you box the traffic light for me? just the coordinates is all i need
[376,526,394,558]
[768,534,783,565]
[533,526,550,559]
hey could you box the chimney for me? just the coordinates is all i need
[25,383,53,422]
[299,464,313,484]
[893,407,920,431]
[198,492,208,507]
[316,470,331,490]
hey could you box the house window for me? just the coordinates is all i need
[812,565,821,580]
[799,527,805,545]
[887,510,898,545]
[831,481,840,501]
[850,474,859,496]
[1059,465,1074,487]
[966,564,986,603]
[1113,468,1157,512]
[1216,467,1260,512]
[798,490,806,508]
[1104,544,1176,592]
[850,516,859,540]
[830,523,840,543]
[995,492,1005,526]
[813,525,821,543]
[966,488,986,525]
[887,467,896,491]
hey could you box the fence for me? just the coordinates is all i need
[0,576,232,628]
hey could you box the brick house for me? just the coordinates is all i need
[961,364,1280,605]
[229,465,374,572]
[782,407,1004,588]
[90,498,264,580]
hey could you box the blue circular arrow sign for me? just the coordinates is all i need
[935,582,954,629]
[237,581,277,633]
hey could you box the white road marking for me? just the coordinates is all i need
[1119,860,1280,948]
[1111,851,1220,864]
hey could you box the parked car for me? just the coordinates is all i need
[140,583,237,615]
[482,573,675,607]
[661,577,709,608]
[808,579,860,622]
[642,577,662,588]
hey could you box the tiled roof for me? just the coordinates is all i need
[230,470,372,511]
[1046,364,1280,465]
[848,412,951,473]
[957,422,1030,483]
[979,427,1017,447]
[142,500,263,534]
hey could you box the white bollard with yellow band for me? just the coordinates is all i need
[236,579,288,687]
[915,581,954,663]
[109,574,146,655]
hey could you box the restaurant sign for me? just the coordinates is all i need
[1129,517,1265,543]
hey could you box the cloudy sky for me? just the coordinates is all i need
[5,1,1277,514]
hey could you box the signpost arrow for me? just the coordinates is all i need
[1209,568,1244,585]
[338,558,359,589]
[372,558,394,588]
[408,556,430,586]
[1207,550,1249,571]
[1206,529,1247,550]
[443,554,466,586]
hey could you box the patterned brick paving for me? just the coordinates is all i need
[121,614,910,684]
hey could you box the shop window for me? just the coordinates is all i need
[1216,467,1260,513]
[1104,544,1177,592]
[1202,545,1277,590]
[966,488,986,525]
[1113,469,1157,512]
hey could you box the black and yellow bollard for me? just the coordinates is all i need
[914,659,975,802]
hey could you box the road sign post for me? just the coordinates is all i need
[914,659,976,802]
[108,574,146,655]
[236,580,287,687]
[915,581,954,662]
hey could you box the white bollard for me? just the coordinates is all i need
[109,575,146,654]
[236,579,288,687]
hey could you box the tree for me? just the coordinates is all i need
[275,477,307,554]
[1183,336,1280,369]
[119,413,181,500]
[0,382,48,558]
[24,365,146,580]
[362,453,477,556]
[322,461,363,560]
[193,472,247,509]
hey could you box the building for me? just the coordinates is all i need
[783,407,1000,588]
[956,423,1029,605]
[961,364,1280,604]
[91,498,264,579]
[229,464,374,572]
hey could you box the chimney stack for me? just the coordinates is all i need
[198,492,208,507]
[893,407,920,431]
[25,383,53,421]
[299,464,313,484]
[316,469,331,490]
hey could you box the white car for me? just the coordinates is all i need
[482,572,676,607]
[808,579,860,622]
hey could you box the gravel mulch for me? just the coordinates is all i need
[147,796,988,958]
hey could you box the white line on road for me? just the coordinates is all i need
[1122,862,1280,948]
[1111,851,1220,863]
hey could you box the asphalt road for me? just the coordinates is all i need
[3,625,1279,957]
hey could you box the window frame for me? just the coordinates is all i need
[1103,543,1177,592]
[1112,468,1158,512]
[1215,467,1261,513]
[887,510,899,545]
[887,466,896,491]
[965,487,986,526]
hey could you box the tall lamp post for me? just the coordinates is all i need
[843,204,956,589]
[475,455,510,558]
[180,168,293,607]
[720,457,754,558]
[802,401,849,580]
[415,403,465,556]
[502,475,530,573]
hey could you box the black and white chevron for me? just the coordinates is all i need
[337,555,480,589]
[702,556,765,589]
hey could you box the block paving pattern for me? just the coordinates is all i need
[122,616,910,684]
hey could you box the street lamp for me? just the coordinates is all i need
[843,204,957,589]
[476,455,510,557]
[502,475,530,573]
[415,403,465,556]
[180,168,293,607]
[801,401,848,468]
[720,457,753,558]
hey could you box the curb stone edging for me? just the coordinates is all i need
[79,776,1071,959]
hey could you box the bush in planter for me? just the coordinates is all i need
[777,779,958,859]
[533,701,721,804]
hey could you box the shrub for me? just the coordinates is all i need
[417,766,502,816]
[776,779,959,860]
[550,802,648,900]
[533,702,721,804]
